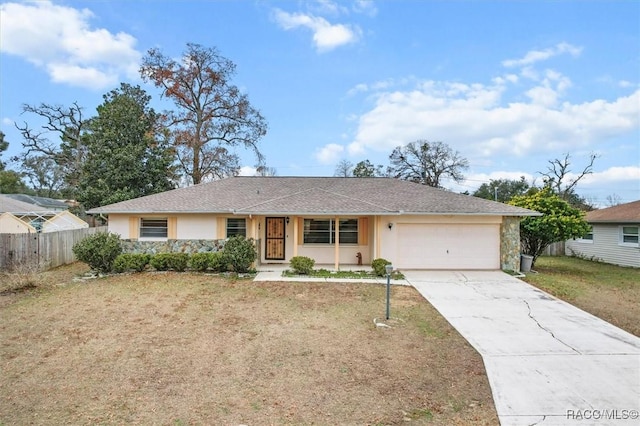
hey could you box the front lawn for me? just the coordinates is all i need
[522,256,640,336]
[0,264,497,425]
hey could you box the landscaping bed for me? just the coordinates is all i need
[283,268,405,280]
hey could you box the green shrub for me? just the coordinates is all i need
[72,232,122,273]
[190,253,211,272]
[221,236,256,273]
[208,251,226,272]
[150,253,189,272]
[289,256,315,274]
[371,258,392,277]
[113,253,150,273]
[190,252,225,272]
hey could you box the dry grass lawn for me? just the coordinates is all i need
[0,264,498,425]
[522,256,640,336]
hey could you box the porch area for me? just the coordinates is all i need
[254,263,409,285]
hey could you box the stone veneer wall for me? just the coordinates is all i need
[500,217,521,271]
[121,239,226,255]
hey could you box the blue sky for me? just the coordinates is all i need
[1,0,638,206]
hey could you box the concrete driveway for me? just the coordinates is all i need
[404,270,640,426]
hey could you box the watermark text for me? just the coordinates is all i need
[566,409,638,421]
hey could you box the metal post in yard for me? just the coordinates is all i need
[385,264,393,320]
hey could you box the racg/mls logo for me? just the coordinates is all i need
[566,409,639,421]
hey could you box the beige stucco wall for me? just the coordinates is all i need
[108,213,222,240]
[295,245,368,265]
[177,214,218,239]
[107,214,129,238]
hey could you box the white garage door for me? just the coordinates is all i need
[396,223,500,270]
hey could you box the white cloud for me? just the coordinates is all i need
[315,143,345,164]
[312,0,348,16]
[0,0,141,90]
[352,0,378,16]
[502,42,582,68]
[1,117,13,126]
[468,171,535,184]
[238,166,258,176]
[272,8,361,52]
[346,48,640,160]
[578,166,640,186]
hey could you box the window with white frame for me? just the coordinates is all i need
[226,218,246,237]
[578,226,593,242]
[303,219,358,244]
[140,218,168,238]
[620,226,639,245]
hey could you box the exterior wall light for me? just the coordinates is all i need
[388,222,393,230]
[286,217,290,225]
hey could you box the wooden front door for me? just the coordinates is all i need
[265,217,286,260]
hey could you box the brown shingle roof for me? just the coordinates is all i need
[86,177,540,216]
[585,200,640,223]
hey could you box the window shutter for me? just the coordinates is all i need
[217,217,226,239]
[358,217,368,245]
[298,217,304,245]
[129,216,139,239]
[168,217,177,239]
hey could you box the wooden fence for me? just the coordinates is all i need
[543,241,566,256]
[0,227,107,271]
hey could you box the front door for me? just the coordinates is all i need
[265,217,286,260]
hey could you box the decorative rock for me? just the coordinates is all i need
[500,217,521,272]
[121,239,226,255]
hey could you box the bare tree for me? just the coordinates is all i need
[389,140,468,188]
[14,102,90,196]
[605,193,623,207]
[539,152,597,201]
[256,165,278,176]
[140,43,267,185]
[334,159,354,177]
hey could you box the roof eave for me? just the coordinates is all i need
[588,219,640,224]
[89,209,541,217]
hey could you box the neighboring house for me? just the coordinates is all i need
[2,194,70,212]
[0,194,87,233]
[87,177,539,271]
[566,200,640,268]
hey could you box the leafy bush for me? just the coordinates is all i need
[190,252,226,272]
[72,232,122,273]
[113,253,150,273]
[289,256,315,274]
[190,253,211,272]
[150,253,189,272]
[371,258,392,277]
[221,236,257,273]
[208,251,226,272]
